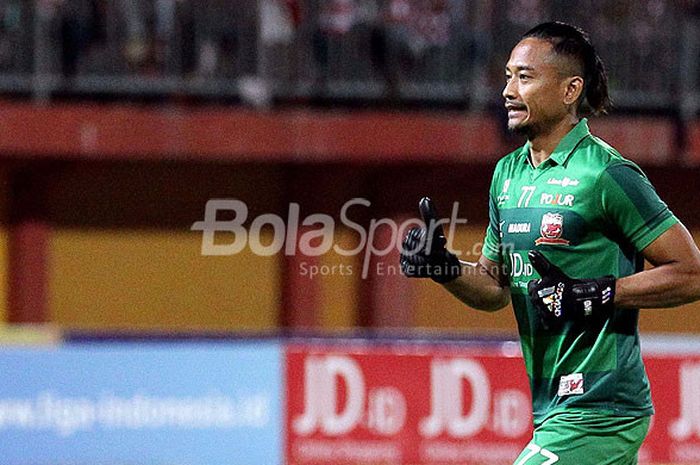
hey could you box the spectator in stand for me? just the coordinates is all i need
[370,0,414,98]
[195,0,249,78]
[312,0,358,89]
[409,0,453,79]
[259,0,299,80]
[371,0,466,91]
[56,0,103,78]
[411,0,451,55]
[153,0,189,75]
[0,1,32,72]
[253,0,300,106]
[150,0,202,77]
[680,0,700,119]
[117,0,153,72]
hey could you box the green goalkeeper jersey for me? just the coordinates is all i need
[482,118,678,424]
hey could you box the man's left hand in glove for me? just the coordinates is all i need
[527,250,616,327]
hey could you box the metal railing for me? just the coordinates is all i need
[1,0,698,115]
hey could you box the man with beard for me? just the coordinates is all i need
[400,22,700,465]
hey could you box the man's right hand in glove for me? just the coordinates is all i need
[400,197,462,284]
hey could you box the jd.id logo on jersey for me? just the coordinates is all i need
[535,212,570,246]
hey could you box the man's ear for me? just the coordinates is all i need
[563,76,585,106]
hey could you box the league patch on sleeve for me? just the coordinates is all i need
[558,373,584,396]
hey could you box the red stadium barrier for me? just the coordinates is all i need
[0,102,504,162]
[685,120,700,166]
[589,117,677,165]
[0,102,684,165]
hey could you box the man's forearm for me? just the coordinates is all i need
[443,261,511,311]
[615,262,700,309]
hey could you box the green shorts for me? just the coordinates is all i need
[512,411,650,465]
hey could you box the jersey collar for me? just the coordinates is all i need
[520,118,591,167]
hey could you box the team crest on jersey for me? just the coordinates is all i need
[535,212,570,246]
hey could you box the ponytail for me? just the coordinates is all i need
[523,22,611,117]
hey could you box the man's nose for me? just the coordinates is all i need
[503,79,517,100]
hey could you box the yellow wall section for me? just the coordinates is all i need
[49,229,280,331]
[318,227,360,329]
[0,228,8,323]
[45,224,700,334]
[0,168,8,323]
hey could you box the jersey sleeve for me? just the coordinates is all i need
[597,161,678,252]
[482,173,502,262]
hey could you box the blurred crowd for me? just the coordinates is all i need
[308,0,483,96]
[24,0,481,91]
[38,0,255,78]
[0,0,697,110]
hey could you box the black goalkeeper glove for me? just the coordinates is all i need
[400,197,461,284]
[527,250,616,327]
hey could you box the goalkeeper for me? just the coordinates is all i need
[400,22,700,465]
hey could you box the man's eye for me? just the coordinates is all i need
[519,74,531,80]
[505,74,512,82]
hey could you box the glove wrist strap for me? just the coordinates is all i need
[573,275,616,317]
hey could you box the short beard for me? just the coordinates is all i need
[509,121,538,140]
[509,115,559,141]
